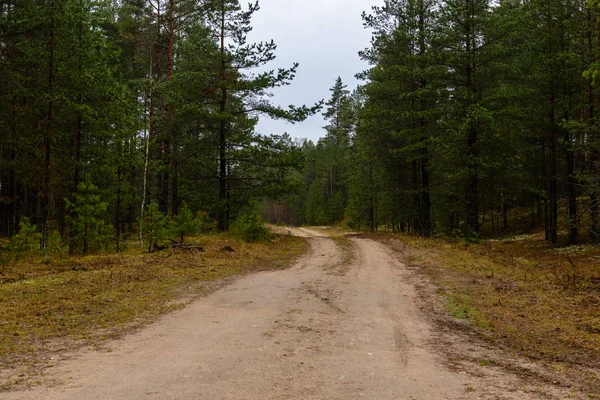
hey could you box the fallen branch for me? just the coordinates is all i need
[151,242,204,252]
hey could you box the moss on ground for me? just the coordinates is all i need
[369,231,600,393]
[0,234,308,389]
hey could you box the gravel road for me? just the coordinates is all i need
[5,229,581,399]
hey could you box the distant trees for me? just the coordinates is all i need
[289,78,357,226]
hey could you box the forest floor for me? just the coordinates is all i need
[1,228,596,399]
[0,233,308,391]
[359,229,600,397]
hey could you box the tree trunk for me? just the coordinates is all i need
[41,0,56,250]
[588,7,599,242]
[369,163,375,232]
[503,196,508,230]
[116,164,122,252]
[218,2,228,231]
[566,126,577,243]
[418,0,431,237]
[161,137,170,214]
[465,0,479,237]
[167,0,179,217]
[466,127,479,237]
[83,222,88,255]
[4,96,18,236]
[412,159,420,234]
[549,92,558,243]
[140,49,153,247]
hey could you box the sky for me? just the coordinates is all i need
[246,0,378,142]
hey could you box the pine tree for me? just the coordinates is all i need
[200,0,321,231]
[65,182,112,254]
[357,0,441,235]
[142,201,170,251]
[435,0,495,237]
[171,202,201,243]
[323,77,354,139]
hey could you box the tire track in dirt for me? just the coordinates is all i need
[3,230,585,399]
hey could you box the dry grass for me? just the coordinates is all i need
[329,236,356,276]
[0,234,308,389]
[290,226,357,275]
[369,232,600,392]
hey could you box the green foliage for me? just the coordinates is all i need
[142,202,171,252]
[305,180,327,225]
[323,77,355,138]
[287,78,357,227]
[179,0,322,231]
[287,0,598,244]
[328,191,346,223]
[2,0,599,248]
[345,158,382,231]
[65,182,112,254]
[231,201,271,242]
[8,218,41,252]
[0,0,314,243]
[171,203,202,243]
[195,211,217,234]
[43,231,66,258]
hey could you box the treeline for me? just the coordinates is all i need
[284,0,600,243]
[0,0,318,252]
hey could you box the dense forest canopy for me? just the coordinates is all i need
[2,0,600,251]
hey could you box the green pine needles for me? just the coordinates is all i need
[65,182,112,255]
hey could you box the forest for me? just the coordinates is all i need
[0,0,320,253]
[277,0,600,244]
[1,0,600,253]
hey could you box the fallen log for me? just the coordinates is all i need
[171,243,204,251]
[150,242,204,252]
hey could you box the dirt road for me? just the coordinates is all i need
[5,229,578,399]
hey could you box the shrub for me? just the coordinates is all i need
[232,201,271,242]
[142,202,170,251]
[8,217,41,252]
[171,203,202,243]
[65,182,113,254]
[196,210,217,234]
[43,231,66,257]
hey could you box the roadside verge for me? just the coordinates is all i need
[0,234,309,391]
[365,232,600,396]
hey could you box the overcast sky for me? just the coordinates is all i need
[246,0,378,142]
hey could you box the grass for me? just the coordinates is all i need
[370,231,600,392]
[446,291,487,328]
[0,233,308,389]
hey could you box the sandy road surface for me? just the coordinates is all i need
[5,229,576,399]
